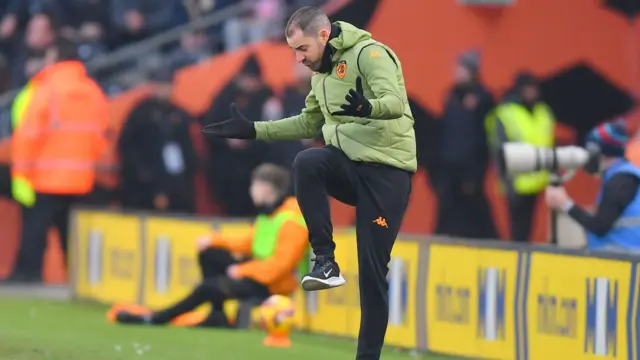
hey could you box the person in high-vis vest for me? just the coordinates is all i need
[6,37,110,283]
[485,72,555,242]
[546,120,640,251]
[116,163,309,327]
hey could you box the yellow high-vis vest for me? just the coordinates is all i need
[485,102,555,195]
[10,83,37,207]
[12,83,34,130]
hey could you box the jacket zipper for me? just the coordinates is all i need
[323,75,342,150]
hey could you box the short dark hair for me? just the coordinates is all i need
[285,6,331,37]
[33,9,61,31]
[252,163,291,196]
[54,36,79,61]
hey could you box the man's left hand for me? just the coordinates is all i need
[545,186,571,209]
[332,76,372,117]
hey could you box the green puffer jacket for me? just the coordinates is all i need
[254,21,417,173]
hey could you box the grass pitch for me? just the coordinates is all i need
[0,296,461,360]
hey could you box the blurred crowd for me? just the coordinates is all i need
[1,0,334,284]
[1,0,623,249]
[0,0,329,94]
[115,47,561,245]
[117,54,318,217]
[0,0,332,219]
[0,0,563,238]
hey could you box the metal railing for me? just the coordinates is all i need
[84,2,248,74]
[0,2,250,108]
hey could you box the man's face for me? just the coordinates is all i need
[26,15,54,50]
[454,64,472,85]
[286,27,329,71]
[521,85,539,103]
[250,180,275,206]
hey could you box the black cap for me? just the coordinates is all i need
[514,71,538,88]
[458,50,481,75]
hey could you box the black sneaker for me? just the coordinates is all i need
[301,256,346,291]
[116,311,150,325]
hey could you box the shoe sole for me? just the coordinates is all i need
[301,274,346,291]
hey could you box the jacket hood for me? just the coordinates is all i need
[33,61,87,83]
[329,21,372,51]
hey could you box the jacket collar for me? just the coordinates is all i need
[317,23,342,74]
[31,61,86,83]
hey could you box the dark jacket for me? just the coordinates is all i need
[438,83,495,167]
[118,97,198,212]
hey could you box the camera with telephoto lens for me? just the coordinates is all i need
[497,142,602,184]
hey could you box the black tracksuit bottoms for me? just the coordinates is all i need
[153,248,270,326]
[292,145,412,360]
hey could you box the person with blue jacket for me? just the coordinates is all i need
[545,120,640,251]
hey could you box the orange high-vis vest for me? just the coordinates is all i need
[11,61,110,195]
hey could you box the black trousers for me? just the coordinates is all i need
[153,247,270,326]
[292,145,412,360]
[508,193,538,242]
[11,193,75,280]
[0,164,11,198]
[433,163,497,239]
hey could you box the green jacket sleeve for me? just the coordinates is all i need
[359,45,404,120]
[254,89,324,141]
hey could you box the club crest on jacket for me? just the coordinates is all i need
[336,60,347,79]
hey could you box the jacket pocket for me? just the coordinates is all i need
[339,120,389,149]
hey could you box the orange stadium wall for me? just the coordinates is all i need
[0,0,638,283]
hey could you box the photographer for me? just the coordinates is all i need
[545,121,640,251]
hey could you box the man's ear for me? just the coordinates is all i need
[319,28,330,42]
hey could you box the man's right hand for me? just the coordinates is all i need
[201,103,257,139]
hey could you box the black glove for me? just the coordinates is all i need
[331,76,372,117]
[201,103,257,139]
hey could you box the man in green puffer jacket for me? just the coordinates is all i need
[202,7,415,359]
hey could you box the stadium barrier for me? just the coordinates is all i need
[69,207,640,360]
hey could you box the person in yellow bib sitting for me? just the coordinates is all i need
[485,72,555,242]
[116,163,309,327]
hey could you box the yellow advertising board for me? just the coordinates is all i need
[72,211,143,304]
[342,232,362,339]
[306,232,355,337]
[70,208,640,360]
[426,244,519,359]
[381,239,419,349]
[292,287,309,330]
[215,221,253,239]
[525,252,633,360]
[141,217,214,310]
